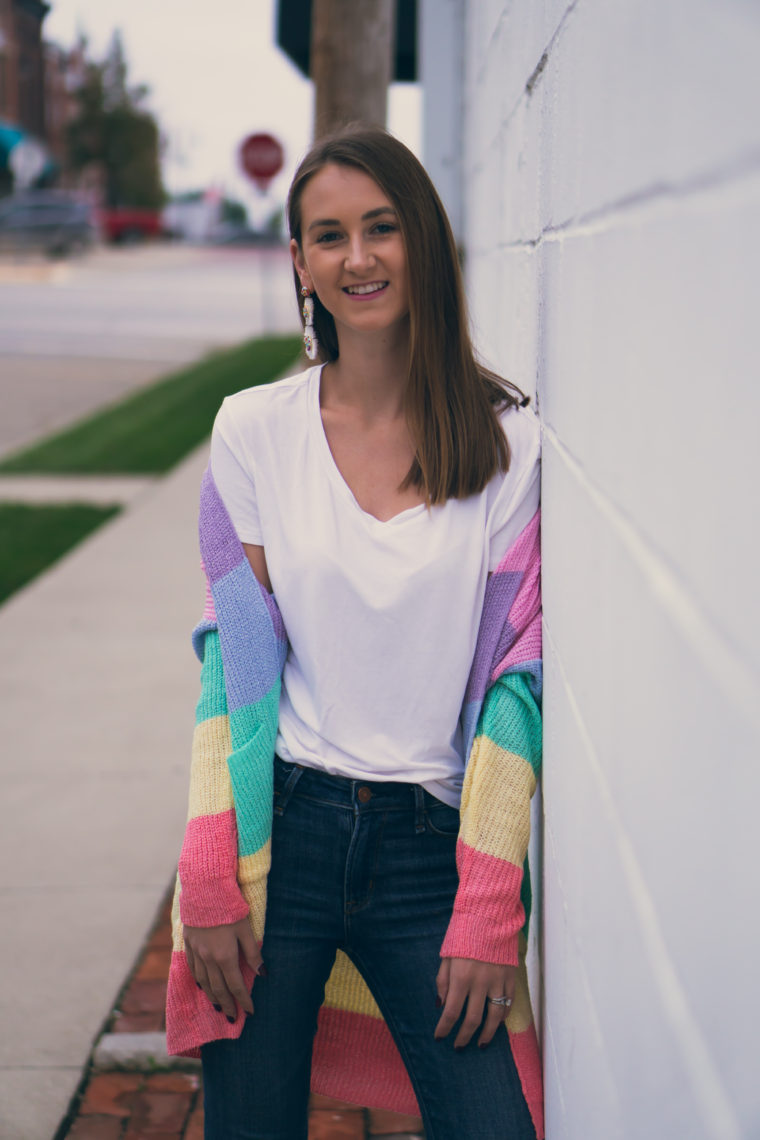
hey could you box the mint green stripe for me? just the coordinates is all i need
[228,678,281,858]
[192,635,280,858]
[228,675,280,748]
[478,672,542,777]
[194,630,228,724]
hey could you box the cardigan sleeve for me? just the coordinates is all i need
[439,669,542,965]
[440,503,542,967]
[176,627,250,928]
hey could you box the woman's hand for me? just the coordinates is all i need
[183,917,263,1021]
[434,957,517,1048]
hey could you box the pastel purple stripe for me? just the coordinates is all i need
[198,468,247,585]
[213,561,282,713]
[464,570,522,705]
[262,587,287,645]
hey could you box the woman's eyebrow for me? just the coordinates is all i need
[307,206,397,232]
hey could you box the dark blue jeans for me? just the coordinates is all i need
[201,756,536,1140]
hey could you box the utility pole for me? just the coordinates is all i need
[311,0,396,138]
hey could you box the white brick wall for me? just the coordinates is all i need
[424,2,760,1136]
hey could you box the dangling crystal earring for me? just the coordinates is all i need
[301,286,319,361]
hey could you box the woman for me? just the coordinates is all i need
[166,125,544,1140]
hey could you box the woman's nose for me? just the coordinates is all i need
[344,234,375,272]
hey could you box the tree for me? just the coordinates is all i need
[66,31,164,209]
[310,0,396,138]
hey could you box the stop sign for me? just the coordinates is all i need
[239,133,285,191]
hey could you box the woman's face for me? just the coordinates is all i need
[291,163,409,343]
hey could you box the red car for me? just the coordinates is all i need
[96,207,164,244]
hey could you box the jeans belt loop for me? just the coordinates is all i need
[273,762,304,816]
[413,784,426,834]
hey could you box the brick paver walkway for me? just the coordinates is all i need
[60,888,424,1139]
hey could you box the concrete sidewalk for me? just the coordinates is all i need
[59,890,423,1139]
[0,441,211,1139]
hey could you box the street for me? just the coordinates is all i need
[0,242,300,458]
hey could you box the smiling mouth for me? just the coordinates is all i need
[343,281,389,295]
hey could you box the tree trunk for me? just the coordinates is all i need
[311,0,396,138]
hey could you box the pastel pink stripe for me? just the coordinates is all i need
[493,508,540,575]
[166,950,255,1057]
[505,554,540,628]
[509,1024,545,1139]
[312,1006,418,1117]
[493,611,542,679]
[178,810,249,927]
[203,574,216,621]
[456,839,524,910]
[440,841,524,964]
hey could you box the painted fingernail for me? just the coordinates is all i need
[195,982,202,990]
[226,1015,235,1024]
[257,963,268,977]
[479,1041,490,1050]
[454,1045,465,1052]
[213,1003,222,1012]
[435,996,442,1008]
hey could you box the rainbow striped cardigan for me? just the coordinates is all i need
[166,467,544,1140]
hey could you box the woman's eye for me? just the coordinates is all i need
[316,231,341,243]
[372,222,396,235]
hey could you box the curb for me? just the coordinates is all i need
[0,260,71,284]
[92,1032,201,1074]
[0,474,156,505]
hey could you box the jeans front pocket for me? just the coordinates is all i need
[424,799,460,837]
[273,757,304,816]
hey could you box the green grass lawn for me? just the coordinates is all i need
[0,334,303,475]
[0,332,302,606]
[0,502,121,605]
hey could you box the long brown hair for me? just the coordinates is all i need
[287,125,529,504]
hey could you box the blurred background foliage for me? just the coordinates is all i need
[66,31,164,209]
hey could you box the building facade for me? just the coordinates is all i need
[43,37,86,178]
[421,2,760,1137]
[0,0,49,134]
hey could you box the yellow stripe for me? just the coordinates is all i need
[239,843,272,944]
[170,873,184,952]
[323,951,383,1019]
[187,715,233,821]
[505,943,534,1034]
[459,734,536,865]
[321,943,535,1032]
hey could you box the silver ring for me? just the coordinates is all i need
[487,995,513,1007]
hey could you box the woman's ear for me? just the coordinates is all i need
[290,240,311,291]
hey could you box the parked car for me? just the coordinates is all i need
[0,191,97,257]
[96,207,164,244]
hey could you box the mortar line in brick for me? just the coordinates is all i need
[486,151,760,255]
[543,426,760,719]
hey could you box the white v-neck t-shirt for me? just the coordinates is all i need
[209,364,540,807]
